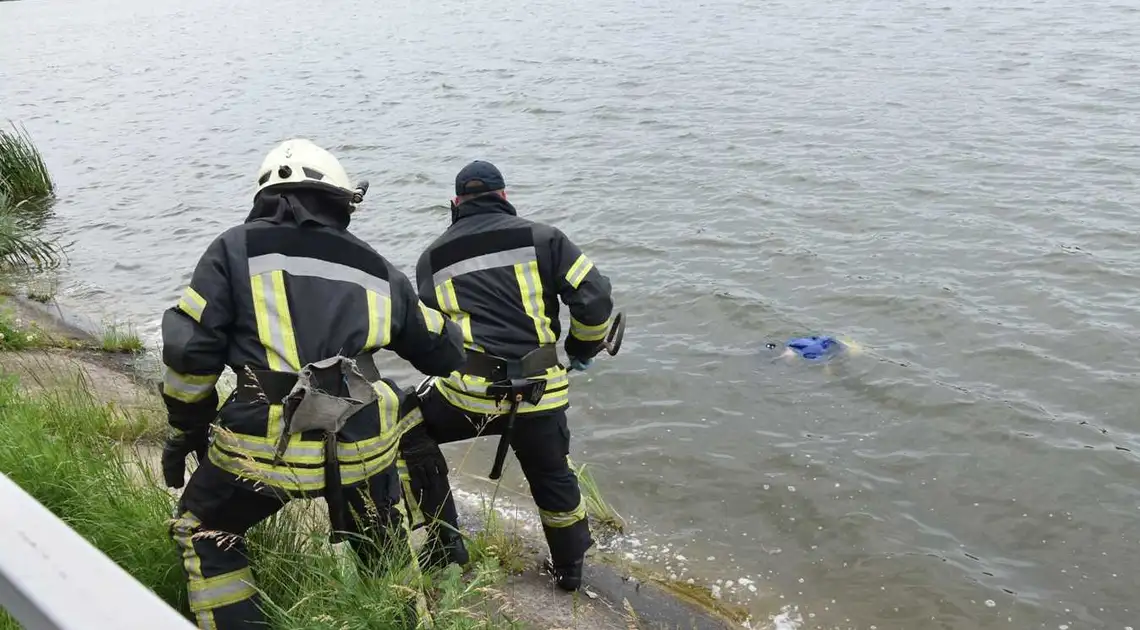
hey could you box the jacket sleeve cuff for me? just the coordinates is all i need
[162,389,219,434]
[564,335,605,361]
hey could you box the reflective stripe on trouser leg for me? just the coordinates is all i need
[512,414,594,566]
[538,496,593,567]
[172,511,262,630]
[539,496,587,528]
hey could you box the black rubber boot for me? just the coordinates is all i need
[418,526,469,572]
[549,558,583,592]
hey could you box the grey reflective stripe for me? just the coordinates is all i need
[249,253,391,295]
[432,246,536,285]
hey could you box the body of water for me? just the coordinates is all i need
[4,0,1140,627]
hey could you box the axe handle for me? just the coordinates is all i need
[488,398,520,480]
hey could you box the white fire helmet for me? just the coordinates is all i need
[254,138,356,200]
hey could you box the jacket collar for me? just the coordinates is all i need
[452,194,518,223]
[244,189,351,230]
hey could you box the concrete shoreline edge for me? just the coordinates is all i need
[1,292,753,630]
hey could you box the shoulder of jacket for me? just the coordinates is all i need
[528,219,565,244]
[211,222,253,249]
[337,227,382,255]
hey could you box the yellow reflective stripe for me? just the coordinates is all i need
[177,286,207,323]
[270,271,301,371]
[419,301,445,334]
[435,279,472,343]
[364,289,393,351]
[569,316,610,342]
[371,378,399,441]
[514,261,556,344]
[209,442,398,493]
[448,369,570,392]
[540,497,588,528]
[213,428,396,465]
[265,403,283,444]
[365,290,380,349]
[187,567,257,612]
[435,376,570,415]
[394,407,424,437]
[397,456,424,525]
[172,511,214,628]
[251,271,302,371]
[250,274,283,372]
[565,254,594,289]
[162,369,219,403]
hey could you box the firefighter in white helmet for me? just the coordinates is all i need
[160,138,465,629]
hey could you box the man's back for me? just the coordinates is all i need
[161,189,465,493]
[415,193,613,361]
[402,160,612,589]
[167,192,461,380]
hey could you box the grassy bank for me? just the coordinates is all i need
[0,123,53,204]
[0,373,517,629]
[0,122,62,299]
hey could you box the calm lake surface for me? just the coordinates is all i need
[4,0,1140,627]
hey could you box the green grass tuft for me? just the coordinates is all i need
[570,458,627,534]
[465,499,533,576]
[0,122,54,203]
[99,320,145,353]
[0,305,48,350]
[0,378,189,613]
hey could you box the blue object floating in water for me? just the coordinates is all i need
[786,335,843,360]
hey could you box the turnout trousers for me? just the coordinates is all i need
[170,456,412,630]
[401,386,593,570]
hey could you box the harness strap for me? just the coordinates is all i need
[461,345,560,381]
[233,352,382,403]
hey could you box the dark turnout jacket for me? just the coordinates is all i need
[160,191,466,496]
[415,194,614,415]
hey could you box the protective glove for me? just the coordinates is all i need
[162,429,209,489]
[568,356,594,372]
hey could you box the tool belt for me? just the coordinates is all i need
[234,352,382,405]
[461,347,558,479]
[461,345,561,382]
[231,352,388,544]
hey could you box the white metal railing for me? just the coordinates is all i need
[0,472,196,629]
